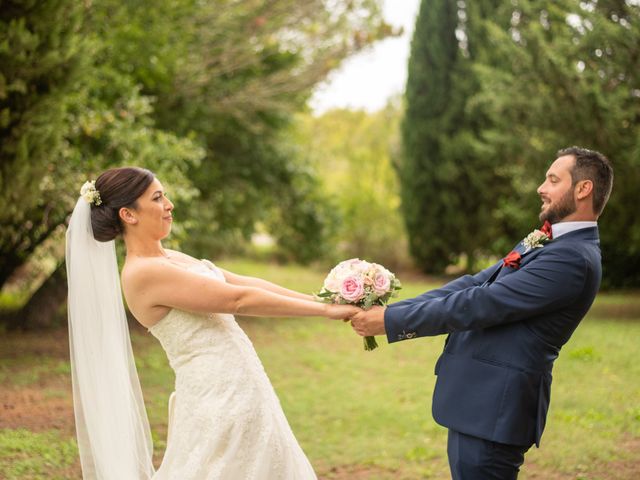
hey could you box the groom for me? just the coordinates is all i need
[350,147,613,479]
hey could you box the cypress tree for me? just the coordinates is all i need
[400,0,459,273]
[399,0,506,273]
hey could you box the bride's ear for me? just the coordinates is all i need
[119,207,138,225]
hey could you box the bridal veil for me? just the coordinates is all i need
[66,197,155,479]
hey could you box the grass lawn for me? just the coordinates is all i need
[1,259,639,479]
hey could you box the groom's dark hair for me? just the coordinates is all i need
[557,146,613,216]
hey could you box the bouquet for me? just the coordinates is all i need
[316,258,402,351]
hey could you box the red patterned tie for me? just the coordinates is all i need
[540,220,553,239]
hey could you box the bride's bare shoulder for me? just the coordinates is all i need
[121,257,169,289]
[121,250,199,289]
[121,258,180,326]
[164,248,200,264]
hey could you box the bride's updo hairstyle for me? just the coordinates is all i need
[91,167,155,242]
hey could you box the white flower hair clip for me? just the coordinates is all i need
[80,180,102,206]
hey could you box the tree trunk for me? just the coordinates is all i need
[0,215,67,290]
[7,262,67,330]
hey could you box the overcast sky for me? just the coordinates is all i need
[310,0,421,113]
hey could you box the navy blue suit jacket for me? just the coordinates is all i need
[384,227,601,447]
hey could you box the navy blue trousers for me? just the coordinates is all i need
[447,430,531,480]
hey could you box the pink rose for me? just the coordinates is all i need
[373,272,391,296]
[340,275,365,303]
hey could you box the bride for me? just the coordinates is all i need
[66,166,357,479]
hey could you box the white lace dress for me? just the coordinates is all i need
[148,259,317,480]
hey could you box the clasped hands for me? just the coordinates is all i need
[325,304,386,337]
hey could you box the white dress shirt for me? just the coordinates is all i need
[551,221,598,239]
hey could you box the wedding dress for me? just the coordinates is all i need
[148,259,317,480]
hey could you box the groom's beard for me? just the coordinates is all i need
[539,187,577,224]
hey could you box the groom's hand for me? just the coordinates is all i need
[350,306,386,336]
[325,304,361,320]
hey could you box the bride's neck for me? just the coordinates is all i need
[123,234,167,258]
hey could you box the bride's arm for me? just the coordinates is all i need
[131,261,356,319]
[218,268,314,301]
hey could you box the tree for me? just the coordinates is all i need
[401,0,639,285]
[1,0,395,327]
[0,1,204,327]
[89,0,395,261]
[0,0,86,288]
[399,0,507,273]
[471,0,640,286]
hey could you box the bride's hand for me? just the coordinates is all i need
[325,304,361,321]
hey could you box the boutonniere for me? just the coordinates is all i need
[503,250,522,269]
[522,221,552,252]
[522,230,551,252]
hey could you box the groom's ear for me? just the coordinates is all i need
[575,179,593,200]
[119,207,138,225]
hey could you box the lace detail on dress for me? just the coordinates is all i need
[148,259,316,480]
